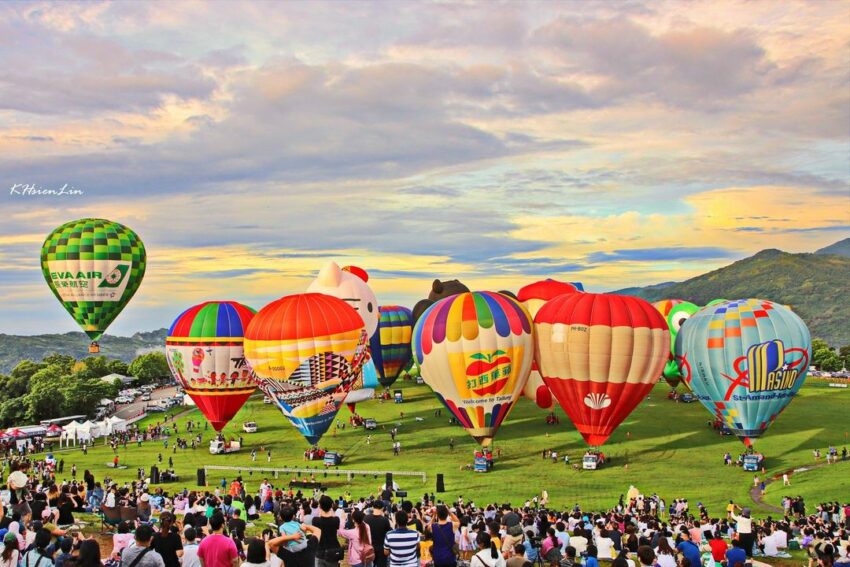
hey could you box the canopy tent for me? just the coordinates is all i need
[46,424,63,433]
[100,415,128,434]
[61,420,102,446]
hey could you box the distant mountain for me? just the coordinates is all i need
[618,244,850,347]
[612,281,678,296]
[0,329,167,374]
[816,237,850,258]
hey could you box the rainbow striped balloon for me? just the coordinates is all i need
[375,305,414,387]
[166,301,257,431]
[412,291,533,446]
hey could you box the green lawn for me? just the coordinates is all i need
[46,380,850,518]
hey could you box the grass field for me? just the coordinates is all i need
[47,380,850,518]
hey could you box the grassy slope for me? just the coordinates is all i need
[50,380,850,518]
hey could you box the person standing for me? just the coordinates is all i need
[365,501,392,567]
[730,508,754,557]
[338,509,374,567]
[313,495,343,567]
[428,505,460,567]
[384,511,420,567]
[198,513,238,567]
[783,473,790,486]
[151,512,183,567]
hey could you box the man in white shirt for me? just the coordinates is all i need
[761,528,779,557]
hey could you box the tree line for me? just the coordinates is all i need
[0,351,171,427]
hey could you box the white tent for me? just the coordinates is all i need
[77,420,103,441]
[101,415,128,434]
[61,421,84,447]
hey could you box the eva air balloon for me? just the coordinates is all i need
[41,218,146,353]
[412,291,533,447]
[675,299,811,447]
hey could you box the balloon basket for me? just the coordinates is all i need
[89,342,100,353]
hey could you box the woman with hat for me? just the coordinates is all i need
[0,531,20,567]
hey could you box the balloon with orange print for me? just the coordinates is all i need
[534,293,669,446]
[412,291,533,447]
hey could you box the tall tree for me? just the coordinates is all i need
[128,352,170,385]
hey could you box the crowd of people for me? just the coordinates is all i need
[1,453,848,567]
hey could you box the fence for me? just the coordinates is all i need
[203,465,426,483]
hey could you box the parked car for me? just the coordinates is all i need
[263,396,273,404]
[141,393,152,401]
[242,421,258,433]
[364,418,377,430]
[680,393,696,403]
[115,396,132,404]
[147,404,166,412]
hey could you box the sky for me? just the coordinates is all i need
[0,0,848,336]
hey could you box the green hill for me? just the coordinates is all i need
[816,237,850,257]
[620,247,850,347]
[0,329,167,373]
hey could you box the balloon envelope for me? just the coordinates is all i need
[535,293,669,446]
[516,279,582,409]
[244,293,368,444]
[652,299,701,388]
[166,301,257,431]
[675,299,811,446]
[41,218,146,345]
[376,305,414,388]
[413,291,533,446]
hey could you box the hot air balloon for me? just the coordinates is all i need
[535,293,669,446]
[675,299,811,446]
[41,218,146,353]
[412,291,533,446]
[375,305,414,388]
[307,263,378,411]
[516,279,582,410]
[166,301,257,431]
[652,299,701,389]
[244,293,368,445]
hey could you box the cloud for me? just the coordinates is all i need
[586,247,736,263]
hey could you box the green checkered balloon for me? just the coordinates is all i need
[41,218,146,343]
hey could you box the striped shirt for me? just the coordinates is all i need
[384,528,420,567]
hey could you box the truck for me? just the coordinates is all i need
[582,452,606,470]
[743,453,764,472]
[209,439,241,455]
[323,452,343,466]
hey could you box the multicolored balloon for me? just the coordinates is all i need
[652,299,701,388]
[676,299,811,446]
[244,293,368,445]
[41,218,146,353]
[412,291,533,446]
[516,279,582,409]
[535,293,669,446]
[166,301,257,431]
[375,305,414,388]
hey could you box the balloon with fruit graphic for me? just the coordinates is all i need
[535,293,669,446]
[652,299,701,389]
[516,279,582,409]
[675,298,811,447]
[40,218,146,353]
[412,291,533,447]
[307,262,379,411]
[244,293,369,445]
[166,301,257,431]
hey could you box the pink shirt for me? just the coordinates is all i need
[198,534,238,567]
[339,525,373,566]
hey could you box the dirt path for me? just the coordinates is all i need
[749,458,847,512]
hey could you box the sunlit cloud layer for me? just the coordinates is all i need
[0,0,848,335]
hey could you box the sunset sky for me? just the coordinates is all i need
[1,0,848,335]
